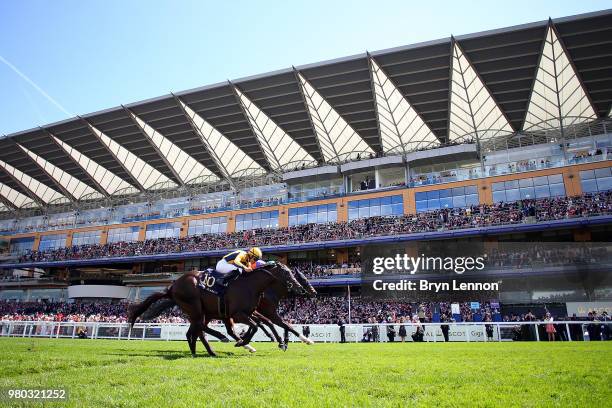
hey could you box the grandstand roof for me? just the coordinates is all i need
[1,9,611,209]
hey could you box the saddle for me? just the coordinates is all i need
[197,268,241,318]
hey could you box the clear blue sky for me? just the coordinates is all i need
[0,0,610,135]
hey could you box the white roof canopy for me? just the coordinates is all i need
[235,86,316,171]
[449,41,513,143]
[297,72,374,163]
[523,25,597,131]
[370,58,439,154]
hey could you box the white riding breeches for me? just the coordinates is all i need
[216,259,238,274]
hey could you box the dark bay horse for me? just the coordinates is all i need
[248,267,317,349]
[128,262,301,357]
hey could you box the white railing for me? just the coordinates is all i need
[0,321,608,342]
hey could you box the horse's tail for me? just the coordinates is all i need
[127,289,174,328]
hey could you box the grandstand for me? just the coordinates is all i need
[1,9,612,328]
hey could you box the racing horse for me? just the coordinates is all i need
[244,267,317,350]
[128,262,302,357]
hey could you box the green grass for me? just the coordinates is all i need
[0,338,610,407]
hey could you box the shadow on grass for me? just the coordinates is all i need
[106,350,242,360]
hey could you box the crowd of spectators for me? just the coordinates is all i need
[289,262,361,278]
[17,191,612,264]
[2,299,610,342]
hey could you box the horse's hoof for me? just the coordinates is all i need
[220,337,230,343]
[191,353,197,358]
[278,343,288,351]
[243,345,256,353]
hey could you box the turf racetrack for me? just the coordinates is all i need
[1,338,610,407]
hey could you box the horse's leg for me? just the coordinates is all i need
[197,330,216,357]
[202,325,230,343]
[232,312,259,347]
[222,318,256,353]
[267,311,314,345]
[253,311,286,351]
[186,324,197,357]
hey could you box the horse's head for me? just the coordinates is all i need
[288,265,317,298]
[263,261,311,296]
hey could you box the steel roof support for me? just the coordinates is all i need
[77,116,146,192]
[40,127,110,198]
[122,105,185,187]
[172,94,237,190]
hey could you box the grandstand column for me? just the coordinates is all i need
[337,200,348,222]
[227,213,236,233]
[100,229,108,245]
[137,224,146,241]
[180,220,188,238]
[402,190,415,215]
[477,180,493,204]
[278,207,289,228]
[32,235,41,251]
[562,169,582,196]
[65,232,73,247]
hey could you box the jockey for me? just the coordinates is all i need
[216,247,263,277]
[198,247,263,293]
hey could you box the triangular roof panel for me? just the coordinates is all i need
[296,72,374,162]
[235,87,316,171]
[52,136,138,196]
[179,101,265,178]
[130,112,219,185]
[449,41,513,143]
[88,124,176,190]
[523,25,597,131]
[370,58,439,154]
[0,159,67,204]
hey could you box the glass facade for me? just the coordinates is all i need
[72,230,102,246]
[188,217,228,236]
[415,186,478,212]
[348,195,403,220]
[107,226,140,243]
[10,237,34,255]
[580,167,612,193]
[289,204,337,226]
[38,234,67,251]
[492,174,565,203]
[235,211,279,231]
[145,222,182,240]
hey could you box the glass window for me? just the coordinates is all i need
[108,226,140,243]
[10,237,34,255]
[492,191,506,203]
[348,195,403,220]
[72,230,102,246]
[235,211,279,231]
[188,217,227,235]
[39,234,67,251]
[465,185,478,195]
[145,222,181,239]
[580,167,611,194]
[415,186,478,212]
[594,167,611,178]
[492,182,505,191]
[534,185,551,198]
[493,175,566,203]
[520,187,535,199]
[505,189,521,202]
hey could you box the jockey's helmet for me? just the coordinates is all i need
[248,247,263,260]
